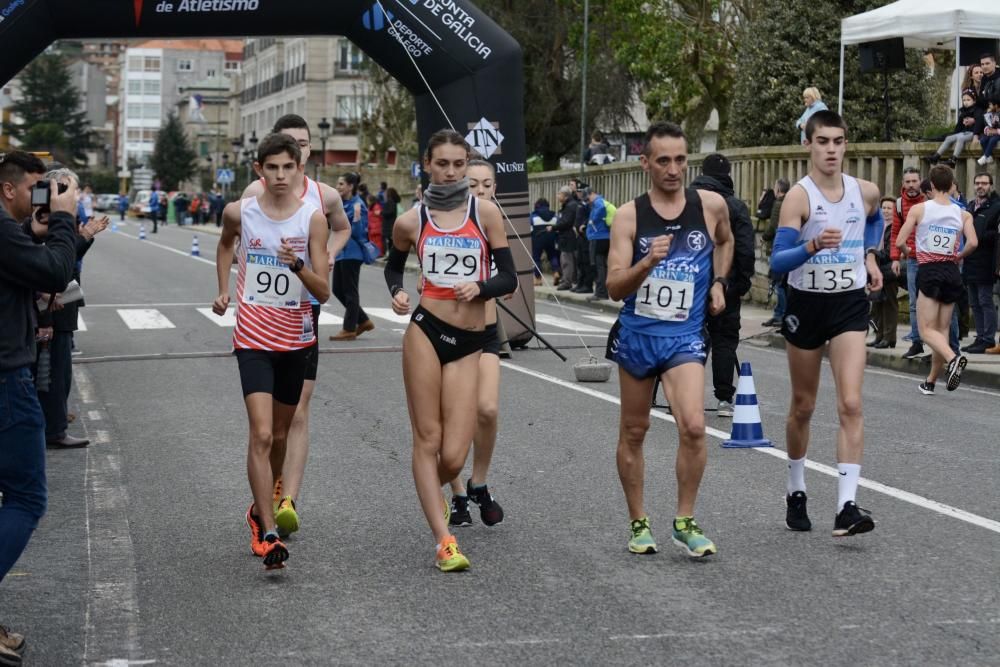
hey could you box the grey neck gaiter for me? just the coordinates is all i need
[423,178,470,211]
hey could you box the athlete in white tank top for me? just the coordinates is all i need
[914,200,963,264]
[788,175,868,293]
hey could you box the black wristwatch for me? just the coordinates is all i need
[712,277,730,290]
[289,257,305,273]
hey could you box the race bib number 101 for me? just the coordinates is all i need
[635,275,694,322]
[243,253,299,308]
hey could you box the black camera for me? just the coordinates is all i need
[31,180,69,212]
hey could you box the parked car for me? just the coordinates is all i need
[95,193,119,211]
[130,190,153,218]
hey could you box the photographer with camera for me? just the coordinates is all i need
[0,151,79,662]
[27,167,108,449]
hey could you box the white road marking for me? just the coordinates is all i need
[95,430,110,444]
[116,230,218,267]
[77,312,88,331]
[499,361,1000,535]
[365,307,412,325]
[87,410,102,421]
[116,309,176,330]
[534,313,605,332]
[318,311,343,326]
[197,307,236,327]
[583,314,618,325]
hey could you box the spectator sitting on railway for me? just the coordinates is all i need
[925,91,985,168]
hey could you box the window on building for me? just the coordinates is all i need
[207,68,216,78]
[199,141,209,157]
[143,56,161,72]
[127,103,142,119]
[335,95,372,122]
[225,61,241,73]
[127,79,142,95]
[127,128,142,142]
[143,79,160,95]
[128,56,143,72]
[338,41,363,71]
[177,59,194,72]
[143,103,161,119]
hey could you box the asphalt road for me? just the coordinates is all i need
[3,218,998,666]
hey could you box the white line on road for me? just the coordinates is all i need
[116,230,218,267]
[197,307,236,327]
[116,309,176,330]
[87,410,102,421]
[77,312,87,332]
[318,310,343,326]
[94,430,110,444]
[534,313,606,332]
[499,361,1000,535]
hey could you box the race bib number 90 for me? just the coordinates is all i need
[243,253,299,308]
[635,272,695,322]
[422,238,482,287]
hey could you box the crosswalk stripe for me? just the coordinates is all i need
[534,314,605,333]
[116,309,176,330]
[365,307,411,325]
[583,314,618,325]
[77,312,87,331]
[318,311,343,326]
[197,307,236,327]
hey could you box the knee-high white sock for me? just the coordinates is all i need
[837,463,861,511]
[787,457,806,495]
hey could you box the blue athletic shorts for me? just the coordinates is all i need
[605,319,707,379]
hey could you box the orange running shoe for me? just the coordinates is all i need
[246,504,265,557]
[435,535,470,572]
[261,532,289,569]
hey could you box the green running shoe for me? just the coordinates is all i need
[671,517,717,558]
[628,517,657,554]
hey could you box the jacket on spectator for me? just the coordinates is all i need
[554,197,580,252]
[952,104,985,136]
[0,207,76,371]
[755,188,776,222]
[965,191,1000,283]
[530,203,556,232]
[981,70,1000,109]
[586,195,609,241]
[337,194,369,262]
[873,217,898,284]
[25,220,93,333]
[890,187,926,260]
[690,174,756,299]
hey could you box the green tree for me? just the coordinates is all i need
[356,63,417,167]
[609,0,762,148]
[10,53,92,165]
[477,0,637,169]
[726,0,931,147]
[149,113,198,191]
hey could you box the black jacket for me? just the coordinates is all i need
[690,174,756,300]
[0,206,77,371]
[25,220,93,332]
[965,192,1000,283]
[953,105,985,136]
[981,70,1000,109]
[554,198,580,251]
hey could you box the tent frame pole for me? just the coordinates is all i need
[955,36,961,124]
[838,42,846,115]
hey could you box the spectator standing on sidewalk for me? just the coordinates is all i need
[961,172,1000,353]
[868,197,900,349]
[530,198,560,286]
[554,185,579,290]
[0,151,79,663]
[691,153,756,416]
[584,186,611,300]
[572,184,594,293]
[148,186,160,233]
[382,187,400,255]
[890,167,927,358]
[762,178,790,327]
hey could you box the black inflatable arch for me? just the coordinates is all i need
[0,0,535,339]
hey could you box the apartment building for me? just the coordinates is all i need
[239,37,377,167]
[118,39,242,169]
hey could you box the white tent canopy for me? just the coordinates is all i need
[837,0,1000,115]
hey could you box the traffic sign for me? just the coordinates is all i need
[216,168,235,184]
[410,161,421,179]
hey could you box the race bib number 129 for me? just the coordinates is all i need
[422,238,482,287]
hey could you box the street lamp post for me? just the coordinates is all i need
[578,0,590,179]
[245,132,258,187]
[317,117,331,180]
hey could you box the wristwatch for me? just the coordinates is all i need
[712,277,730,290]
[289,257,305,273]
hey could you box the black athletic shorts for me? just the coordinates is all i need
[782,287,869,350]
[411,305,488,366]
[482,323,501,356]
[234,347,310,405]
[304,304,321,381]
[917,262,964,305]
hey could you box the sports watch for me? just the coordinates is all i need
[289,257,305,273]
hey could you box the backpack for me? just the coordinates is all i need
[604,200,617,226]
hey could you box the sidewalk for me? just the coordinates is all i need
[533,282,1000,390]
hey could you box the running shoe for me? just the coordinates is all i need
[785,491,812,531]
[902,341,924,359]
[260,531,289,569]
[274,495,300,538]
[918,381,935,395]
[272,476,283,513]
[435,535,470,572]
[946,354,967,391]
[628,517,657,554]
[449,495,473,527]
[833,501,875,537]
[467,481,504,526]
[717,400,734,418]
[671,517,716,558]
[0,625,24,655]
[246,504,265,556]
[0,642,21,667]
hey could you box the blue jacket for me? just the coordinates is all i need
[337,194,369,262]
[586,195,610,240]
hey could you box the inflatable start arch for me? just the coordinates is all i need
[0,0,536,340]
